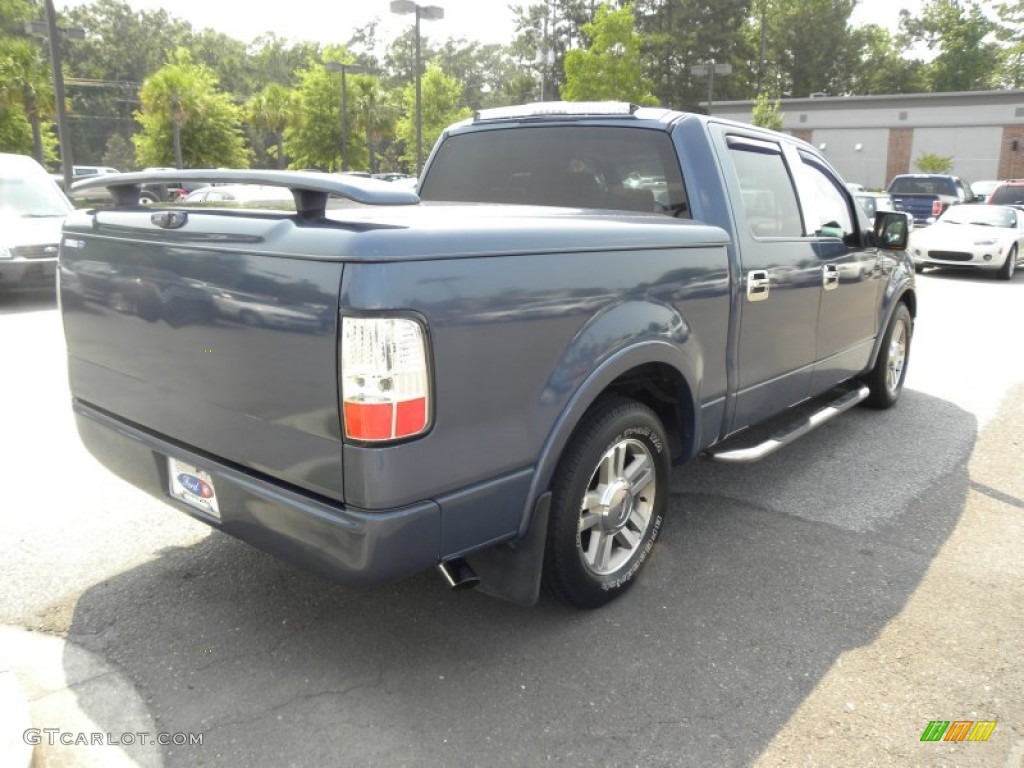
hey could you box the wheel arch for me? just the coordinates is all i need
[868,285,916,370]
[517,341,699,538]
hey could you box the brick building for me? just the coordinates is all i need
[712,90,1024,190]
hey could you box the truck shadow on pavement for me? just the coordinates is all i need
[65,389,974,767]
[0,289,56,314]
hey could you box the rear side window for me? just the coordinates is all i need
[726,136,803,238]
[419,126,689,216]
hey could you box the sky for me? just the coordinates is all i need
[59,0,922,50]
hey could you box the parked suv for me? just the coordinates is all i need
[987,179,1024,209]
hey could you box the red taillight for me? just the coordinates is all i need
[931,200,943,216]
[341,317,430,442]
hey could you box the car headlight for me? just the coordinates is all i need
[0,245,11,260]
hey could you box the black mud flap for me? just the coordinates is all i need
[466,492,551,606]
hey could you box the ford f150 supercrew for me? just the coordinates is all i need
[63,102,915,608]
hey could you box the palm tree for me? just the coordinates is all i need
[139,50,209,169]
[247,83,293,169]
[351,77,396,175]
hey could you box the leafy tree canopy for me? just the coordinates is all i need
[134,47,250,168]
[561,2,658,105]
[395,65,471,173]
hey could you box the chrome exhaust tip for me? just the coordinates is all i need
[436,558,480,591]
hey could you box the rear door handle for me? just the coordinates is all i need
[747,270,770,302]
[822,264,840,290]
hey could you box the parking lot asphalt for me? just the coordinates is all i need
[0,270,1022,767]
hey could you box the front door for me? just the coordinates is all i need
[720,133,822,433]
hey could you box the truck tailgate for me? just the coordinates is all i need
[59,210,346,501]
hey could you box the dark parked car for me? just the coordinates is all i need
[0,153,73,291]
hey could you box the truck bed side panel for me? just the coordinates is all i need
[340,243,730,532]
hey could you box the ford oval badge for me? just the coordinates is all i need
[178,473,214,498]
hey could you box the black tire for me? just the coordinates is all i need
[543,396,670,609]
[863,302,912,409]
[997,245,1017,281]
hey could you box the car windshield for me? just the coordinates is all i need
[0,169,73,217]
[939,205,1016,228]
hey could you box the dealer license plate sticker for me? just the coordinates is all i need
[168,458,220,519]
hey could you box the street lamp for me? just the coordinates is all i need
[390,0,444,174]
[324,62,363,172]
[26,3,85,191]
[689,59,732,116]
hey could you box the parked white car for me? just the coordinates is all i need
[0,153,73,292]
[908,204,1024,280]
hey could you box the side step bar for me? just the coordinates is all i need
[708,385,870,464]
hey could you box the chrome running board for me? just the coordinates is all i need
[708,385,870,464]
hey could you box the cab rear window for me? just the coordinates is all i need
[419,126,689,217]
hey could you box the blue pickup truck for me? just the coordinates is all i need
[887,173,977,226]
[62,103,915,608]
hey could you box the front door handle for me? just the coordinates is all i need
[747,270,770,302]
[822,264,840,291]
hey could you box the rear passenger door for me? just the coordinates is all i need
[720,133,821,432]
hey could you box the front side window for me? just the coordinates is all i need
[798,153,854,239]
[419,125,689,216]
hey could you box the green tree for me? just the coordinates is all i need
[915,152,953,172]
[847,23,929,95]
[134,48,249,168]
[247,83,294,169]
[395,65,471,173]
[283,49,369,171]
[0,0,58,161]
[636,0,751,110]
[349,77,397,174]
[100,131,135,170]
[906,0,1001,91]
[751,91,782,130]
[561,3,658,104]
[995,1,1024,87]
[750,0,860,98]
[61,0,195,164]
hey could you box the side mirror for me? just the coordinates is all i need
[874,211,912,250]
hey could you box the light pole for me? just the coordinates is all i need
[689,59,732,116]
[324,62,363,172]
[27,5,84,191]
[390,0,443,174]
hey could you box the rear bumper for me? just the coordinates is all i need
[74,400,442,585]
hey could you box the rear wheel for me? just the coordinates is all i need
[863,302,912,409]
[543,397,670,608]
[997,245,1017,281]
